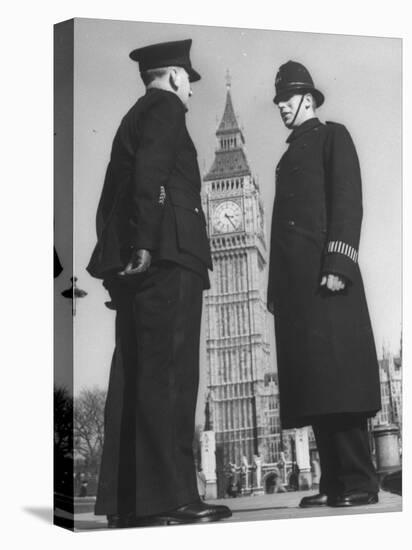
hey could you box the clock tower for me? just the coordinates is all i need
[202,76,281,487]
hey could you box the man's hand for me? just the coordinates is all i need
[320,273,346,292]
[267,301,275,314]
[118,249,152,276]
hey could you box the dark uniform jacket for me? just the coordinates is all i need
[268,117,381,429]
[87,88,212,288]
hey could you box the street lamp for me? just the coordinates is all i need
[61,277,88,316]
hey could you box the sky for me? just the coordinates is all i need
[54,18,402,422]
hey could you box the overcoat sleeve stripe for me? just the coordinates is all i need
[326,240,358,264]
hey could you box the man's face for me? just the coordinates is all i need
[277,93,305,128]
[174,68,192,108]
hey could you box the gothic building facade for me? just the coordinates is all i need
[371,350,402,430]
[202,79,282,484]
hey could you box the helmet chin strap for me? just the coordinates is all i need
[289,94,305,127]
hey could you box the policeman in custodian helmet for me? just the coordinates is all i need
[268,60,381,509]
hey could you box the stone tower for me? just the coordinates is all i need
[202,76,280,479]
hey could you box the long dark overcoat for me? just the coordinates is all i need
[267,117,381,429]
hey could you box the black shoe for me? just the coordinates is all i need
[329,491,379,507]
[299,493,329,508]
[106,513,135,528]
[159,500,232,524]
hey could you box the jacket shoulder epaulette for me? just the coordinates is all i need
[324,121,352,141]
[325,120,346,129]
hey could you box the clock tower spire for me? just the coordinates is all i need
[205,75,248,182]
[225,68,231,89]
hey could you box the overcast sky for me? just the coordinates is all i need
[54,18,401,420]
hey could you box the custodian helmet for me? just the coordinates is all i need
[273,60,324,106]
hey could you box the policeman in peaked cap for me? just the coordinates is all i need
[267,61,381,508]
[129,38,201,82]
[88,39,231,527]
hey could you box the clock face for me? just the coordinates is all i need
[212,201,243,233]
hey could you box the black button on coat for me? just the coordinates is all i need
[86,88,212,287]
[267,118,381,429]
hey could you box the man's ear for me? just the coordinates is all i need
[169,68,179,91]
[304,93,315,110]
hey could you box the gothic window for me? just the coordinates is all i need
[225,261,229,294]
[218,402,223,431]
[220,306,225,338]
[227,258,232,293]
[243,351,248,383]
[243,304,248,337]
[220,261,224,294]
[245,350,250,382]
[233,257,237,293]
[225,400,230,430]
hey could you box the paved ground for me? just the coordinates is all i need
[55,489,402,531]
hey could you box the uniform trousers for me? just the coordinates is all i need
[95,261,204,517]
[312,414,379,497]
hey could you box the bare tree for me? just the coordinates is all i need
[74,387,106,473]
[54,385,73,495]
[54,385,73,457]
